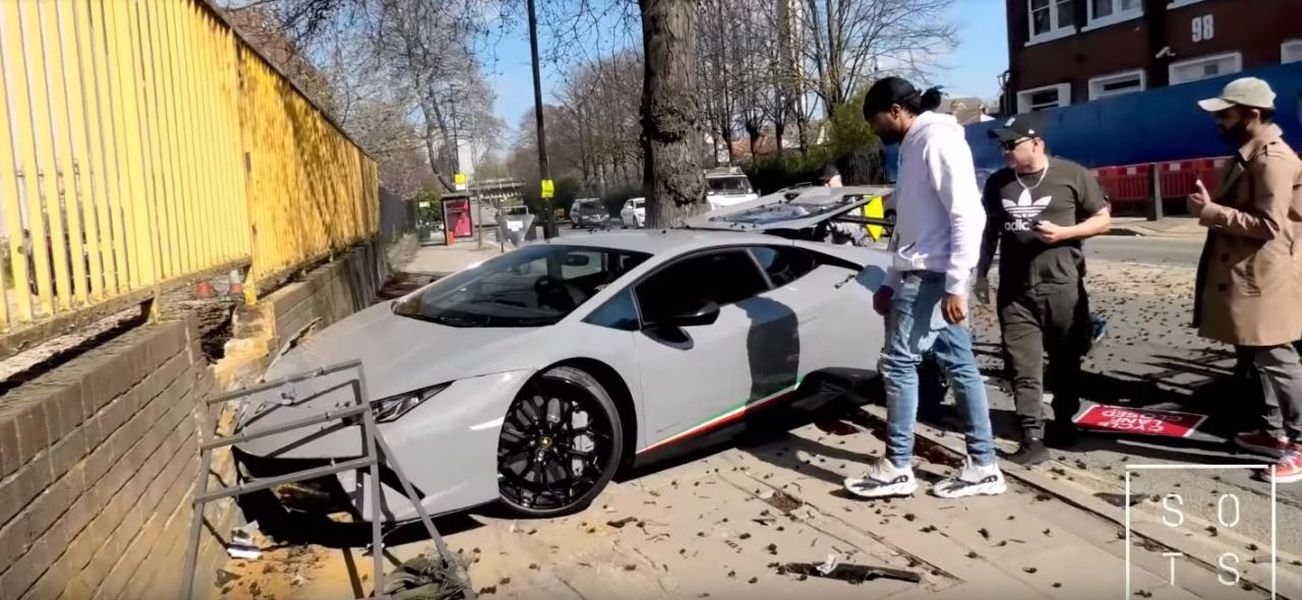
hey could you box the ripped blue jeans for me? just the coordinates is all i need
[881,271,995,468]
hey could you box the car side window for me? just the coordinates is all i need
[583,287,640,331]
[634,250,769,324]
[749,246,817,288]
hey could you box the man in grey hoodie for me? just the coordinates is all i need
[843,77,1005,500]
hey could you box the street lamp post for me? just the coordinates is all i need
[526,0,556,239]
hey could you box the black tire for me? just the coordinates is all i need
[496,366,624,518]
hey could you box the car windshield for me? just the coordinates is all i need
[392,244,651,328]
[707,176,751,195]
[577,200,604,212]
[632,199,645,208]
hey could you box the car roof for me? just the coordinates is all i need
[539,228,784,256]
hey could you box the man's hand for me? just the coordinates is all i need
[973,277,991,305]
[872,286,894,316]
[942,293,968,324]
[1033,220,1068,244]
[1188,179,1211,216]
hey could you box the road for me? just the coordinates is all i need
[1086,235,1204,267]
[960,233,1302,572]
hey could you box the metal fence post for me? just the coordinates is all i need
[1149,165,1163,222]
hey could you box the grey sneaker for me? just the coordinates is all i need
[843,458,918,498]
[931,459,1007,499]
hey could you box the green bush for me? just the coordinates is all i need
[742,90,887,193]
[742,146,833,195]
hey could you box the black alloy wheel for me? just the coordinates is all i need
[497,366,623,517]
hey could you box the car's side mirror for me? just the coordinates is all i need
[663,300,720,328]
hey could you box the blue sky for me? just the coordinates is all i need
[484,0,1009,136]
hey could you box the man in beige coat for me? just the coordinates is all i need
[1190,77,1302,483]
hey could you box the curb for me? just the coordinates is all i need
[853,402,1297,599]
[1104,226,1205,239]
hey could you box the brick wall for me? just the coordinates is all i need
[268,240,386,345]
[0,240,395,600]
[1006,0,1302,107]
[0,315,233,600]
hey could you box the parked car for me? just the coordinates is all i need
[705,167,759,210]
[571,198,610,229]
[232,187,891,521]
[619,197,646,229]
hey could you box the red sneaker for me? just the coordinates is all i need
[1266,450,1302,484]
[1235,431,1290,457]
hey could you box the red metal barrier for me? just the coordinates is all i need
[1095,164,1151,205]
[1158,157,1224,198]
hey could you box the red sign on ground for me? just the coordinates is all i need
[1073,405,1208,438]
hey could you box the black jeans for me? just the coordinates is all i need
[998,281,1091,436]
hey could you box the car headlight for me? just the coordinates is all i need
[371,383,451,423]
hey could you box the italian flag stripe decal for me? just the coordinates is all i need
[636,380,801,455]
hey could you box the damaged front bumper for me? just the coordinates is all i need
[231,369,535,522]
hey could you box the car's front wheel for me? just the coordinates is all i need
[496,366,624,518]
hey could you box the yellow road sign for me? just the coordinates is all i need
[541,179,555,199]
[454,173,467,186]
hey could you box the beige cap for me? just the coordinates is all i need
[1198,77,1276,112]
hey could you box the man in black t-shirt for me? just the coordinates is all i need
[975,115,1112,466]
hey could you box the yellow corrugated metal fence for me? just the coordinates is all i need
[0,0,378,334]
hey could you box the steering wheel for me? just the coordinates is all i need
[534,276,584,310]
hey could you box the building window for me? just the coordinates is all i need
[1028,0,1076,45]
[1086,0,1142,29]
[1017,83,1072,113]
[1166,0,1208,8]
[1089,69,1146,100]
[1169,52,1242,85]
[1284,40,1302,64]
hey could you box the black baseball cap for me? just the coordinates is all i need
[988,114,1045,143]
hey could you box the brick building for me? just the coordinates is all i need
[1002,0,1302,114]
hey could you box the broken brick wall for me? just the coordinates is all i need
[0,314,236,600]
[217,240,389,388]
[0,239,397,600]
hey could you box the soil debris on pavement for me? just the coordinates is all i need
[1096,492,1143,507]
[761,489,804,513]
[778,562,922,585]
[606,517,637,529]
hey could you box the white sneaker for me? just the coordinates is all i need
[843,458,917,498]
[931,459,1007,499]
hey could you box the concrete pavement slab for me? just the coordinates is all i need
[401,234,508,277]
[1108,217,1206,239]
[218,416,1259,599]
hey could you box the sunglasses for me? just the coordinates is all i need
[1000,138,1033,151]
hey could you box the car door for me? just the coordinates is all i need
[632,248,778,450]
[745,244,878,378]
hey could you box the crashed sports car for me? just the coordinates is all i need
[234,186,895,521]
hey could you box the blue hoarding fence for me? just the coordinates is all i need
[884,61,1302,179]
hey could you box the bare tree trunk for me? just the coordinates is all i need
[774,120,785,154]
[745,121,760,162]
[419,100,456,192]
[795,113,809,153]
[640,0,706,228]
